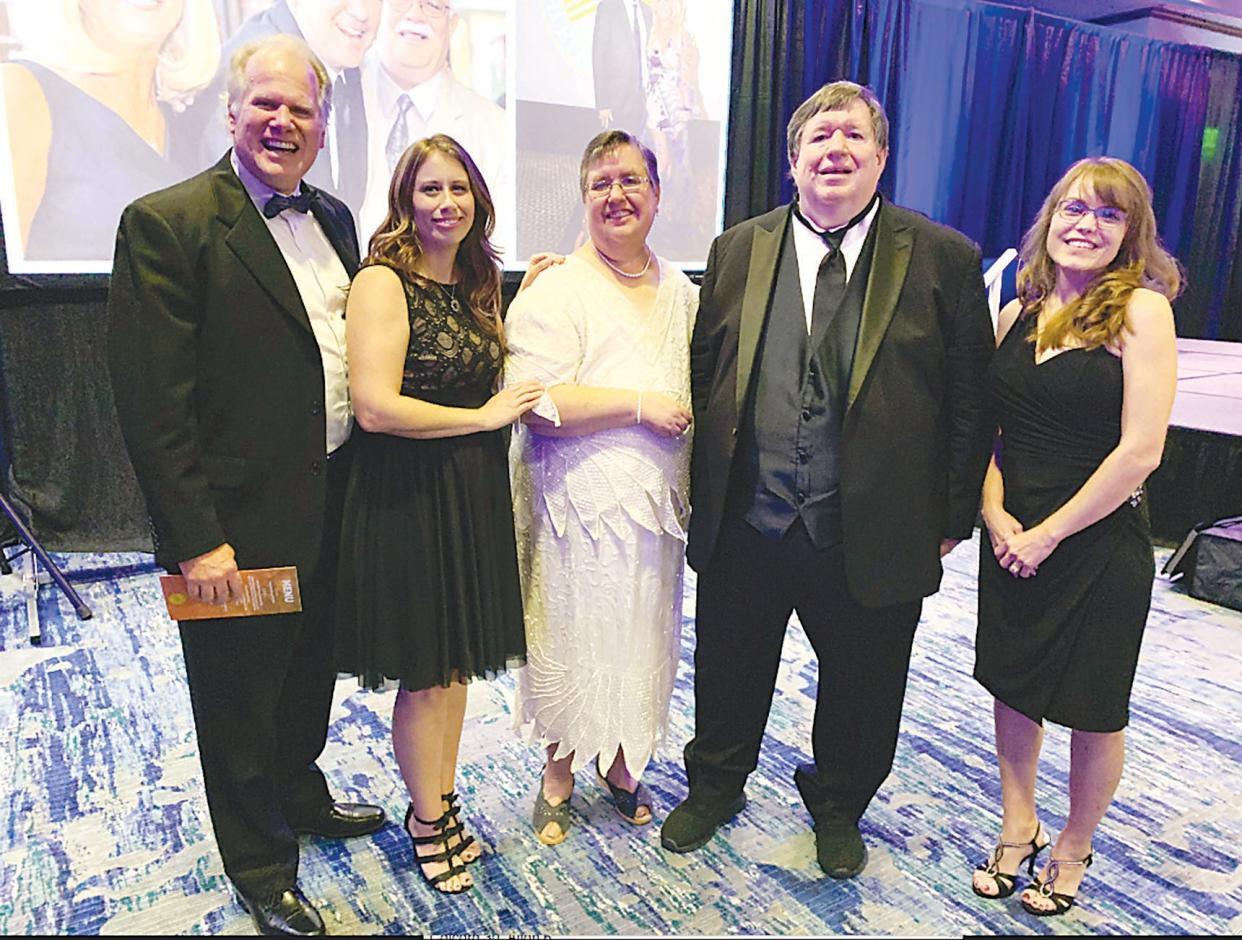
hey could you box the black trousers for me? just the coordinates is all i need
[178,450,348,895]
[684,512,921,826]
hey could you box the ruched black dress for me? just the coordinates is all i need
[975,315,1153,732]
[336,264,526,690]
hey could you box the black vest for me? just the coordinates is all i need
[734,209,879,548]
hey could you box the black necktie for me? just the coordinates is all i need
[263,189,315,219]
[810,228,848,337]
[333,71,366,208]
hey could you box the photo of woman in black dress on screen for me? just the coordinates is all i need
[0,0,219,265]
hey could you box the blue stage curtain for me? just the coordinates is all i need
[727,0,1242,338]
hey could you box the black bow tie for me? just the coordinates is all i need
[263,189,315,219]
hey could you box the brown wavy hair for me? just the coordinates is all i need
[1016,157,1182,354]
[365,134,502,339]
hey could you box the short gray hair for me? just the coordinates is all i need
[226,35,331,119]
[786,81,889,163]
[578,129,660,197]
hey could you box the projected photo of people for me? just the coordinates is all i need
[356,0,510,246]
[0,0,509,273]
[0,0,221,271]
[172,0,384,218]
[517,0,725,265]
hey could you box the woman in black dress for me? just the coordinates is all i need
[970,158,1180,916]
[338,135,543,894]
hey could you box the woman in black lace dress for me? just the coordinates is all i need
[337,135,543,894]
[969,158,1181,916]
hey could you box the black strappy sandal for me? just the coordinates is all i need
[441,791,480,865]
[404,805,472,894]
[1021,852,1094,916]
[972,821,1050,899]
[594,758,654,826]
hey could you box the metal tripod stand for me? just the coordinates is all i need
[0,490,93,642]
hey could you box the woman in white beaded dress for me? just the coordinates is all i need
[506,129,697,845]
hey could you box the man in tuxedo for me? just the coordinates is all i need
[108,35,384,936]
[661,81,994,878]
[176,0,380,216]
[592,0,651,136]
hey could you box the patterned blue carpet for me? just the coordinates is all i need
[0,534,1238,935]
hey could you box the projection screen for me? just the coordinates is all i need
[0,0,732,274]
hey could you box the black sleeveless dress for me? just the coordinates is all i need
[974,314,1153,732]
[336,265,526,690]
[20,62,183,262]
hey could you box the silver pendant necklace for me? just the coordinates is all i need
[593,243,652,279]
[438,280,461,313]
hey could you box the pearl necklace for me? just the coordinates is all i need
[593,243,652,279]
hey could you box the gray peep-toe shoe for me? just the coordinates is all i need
[532,782,573,846]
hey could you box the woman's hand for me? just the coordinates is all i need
[995,523,1058,579]
[982,504,1023,553]
[517,253,566,294]
[983,504,1039,578]
[639,391,692,438]
[478,380,545,430]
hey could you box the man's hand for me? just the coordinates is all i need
[939,538,961,558]
[598,108,613,127]
[179,543,243,604]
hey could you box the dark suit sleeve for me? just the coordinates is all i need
[107,202,227,565]
[690,236,721,421]
[941,244,995,539]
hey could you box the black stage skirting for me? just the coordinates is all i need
[1148,339,1242,544]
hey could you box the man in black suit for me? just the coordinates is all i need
[176,0,379,216]
[592,0,651,136]
[661,81,994,878]
[109,35,384,936]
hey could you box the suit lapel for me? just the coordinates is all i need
[211,155,313,336]
[847,202,913,412]
[735,211,788,416]
[309,191,359,277]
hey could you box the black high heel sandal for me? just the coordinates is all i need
[404,805,471,894]
[1021,852,1094,916]
[972,821,1049,899]
[441,791,480,865]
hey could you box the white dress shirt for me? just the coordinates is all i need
[626,0,650,89]
[231,153,353,453]
[790,196,881,332]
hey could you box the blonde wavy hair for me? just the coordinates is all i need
[7,0,220,103]
[1017,156,1183,354]
[366,134,502,341]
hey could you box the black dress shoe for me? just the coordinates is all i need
[660,793,747,853]
[815,822,868,879]
[289,802,386,838]
[237,887,325,936]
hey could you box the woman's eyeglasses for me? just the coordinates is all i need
[1056,199,1126,228]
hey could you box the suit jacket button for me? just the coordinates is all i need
[311,402,323,416]
[310,460,323,476]
[731,426,737,437]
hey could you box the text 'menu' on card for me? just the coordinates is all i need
[159,567,302,620]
